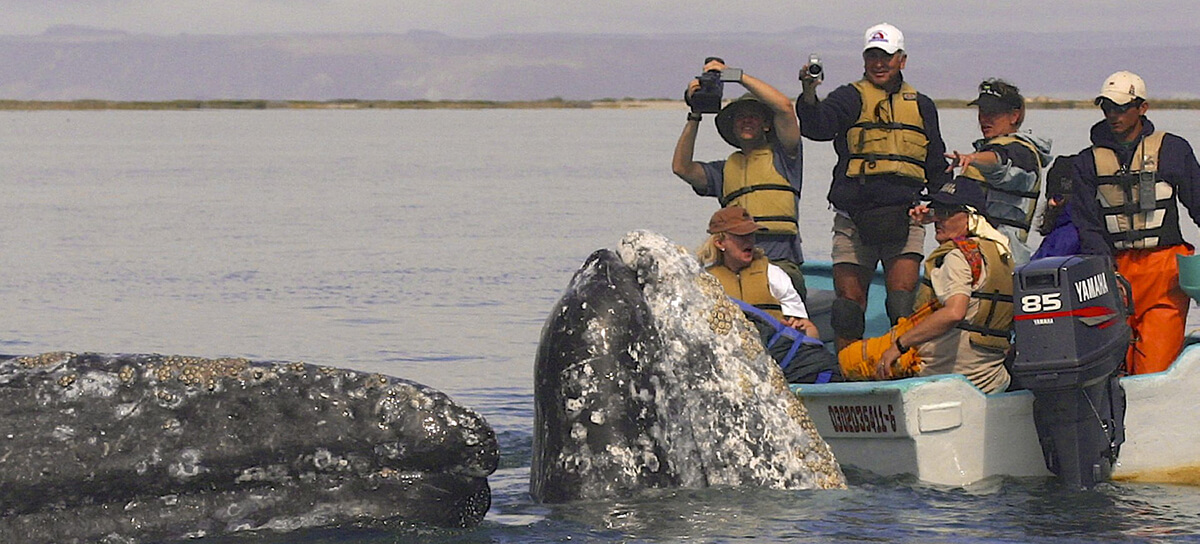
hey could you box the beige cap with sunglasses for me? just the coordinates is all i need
[1096,71,1146,106]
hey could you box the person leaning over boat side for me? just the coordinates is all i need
[673,58,807,299]
[870,180,1015,394]
[698,206,841,383]
[1070,71,1200,375]
[942,79,1051,266]
[697,206,818,337]
[796,22,951,351]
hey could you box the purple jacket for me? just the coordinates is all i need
[1031,203,1080,260]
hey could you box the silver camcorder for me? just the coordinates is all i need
[802,54,823,81]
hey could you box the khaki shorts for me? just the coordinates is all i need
[831,213,926,268]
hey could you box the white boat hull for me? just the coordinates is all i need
[792,344,1200,487]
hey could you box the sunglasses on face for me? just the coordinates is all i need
[863,49,897,62]
[931,206,967,220]
[1100,99,1142,115]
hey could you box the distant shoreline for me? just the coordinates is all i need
[2,98,1200,111]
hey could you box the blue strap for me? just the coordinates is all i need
[730,297,825,358]
[780,333,805,371]
[814,370,834,384]
[768,327,792,349]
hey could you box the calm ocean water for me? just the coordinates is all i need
[4,108,1200,543]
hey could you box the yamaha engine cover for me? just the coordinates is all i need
[1011,255,1129,488]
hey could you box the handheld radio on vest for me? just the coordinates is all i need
[1137,139,1157,212]
[1138,170,1157,212]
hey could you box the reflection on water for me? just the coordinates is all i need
[3,109,1200,542]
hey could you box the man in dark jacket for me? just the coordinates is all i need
[796,22,951,350]
[1071,71,1200,375]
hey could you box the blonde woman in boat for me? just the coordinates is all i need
[697,206,818,339]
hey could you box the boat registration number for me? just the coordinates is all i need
[827,404,897,434]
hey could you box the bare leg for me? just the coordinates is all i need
[883,254,922,324]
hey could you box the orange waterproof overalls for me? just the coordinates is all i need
[1116,244,1193,374]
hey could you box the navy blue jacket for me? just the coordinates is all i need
[1070,118,1200,255]
[796,76,951,214]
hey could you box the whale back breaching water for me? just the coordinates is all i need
[0,352,498,542]
[531,230,845,502]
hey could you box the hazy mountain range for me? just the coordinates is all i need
[1,25,1196,102]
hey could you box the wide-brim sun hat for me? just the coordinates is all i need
[715,94,775,148]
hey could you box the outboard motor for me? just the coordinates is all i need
[1010,255,1130,488]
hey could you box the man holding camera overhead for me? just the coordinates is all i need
[672,58,807,299]
[796,23,950,350]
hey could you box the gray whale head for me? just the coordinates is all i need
[531,231,845,503]
[0,352,498,542]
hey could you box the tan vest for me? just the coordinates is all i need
[720,147,800,236]
[845,80,929,183]
[707,255,784,320]
[1093,131,1175,250]
[915,237,1014,351]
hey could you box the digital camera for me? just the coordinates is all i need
[687,57,742,114]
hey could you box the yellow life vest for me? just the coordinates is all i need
[707,255,784,321]
[959,135,1044,238]
[845,80,929,183]
[1093,132,1179,250]
[914,237,1014,351]
[720,147,800,236]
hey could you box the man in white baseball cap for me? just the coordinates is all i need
[1096,70,1146,106]
[863,22,904,55]
[796,22,951,351]
[1070,70,1200,375]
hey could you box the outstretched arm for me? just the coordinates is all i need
[946,149,1000,173]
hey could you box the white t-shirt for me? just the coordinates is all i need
[766,263,808,319]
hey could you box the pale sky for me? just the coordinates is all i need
[4,0,1198,38]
